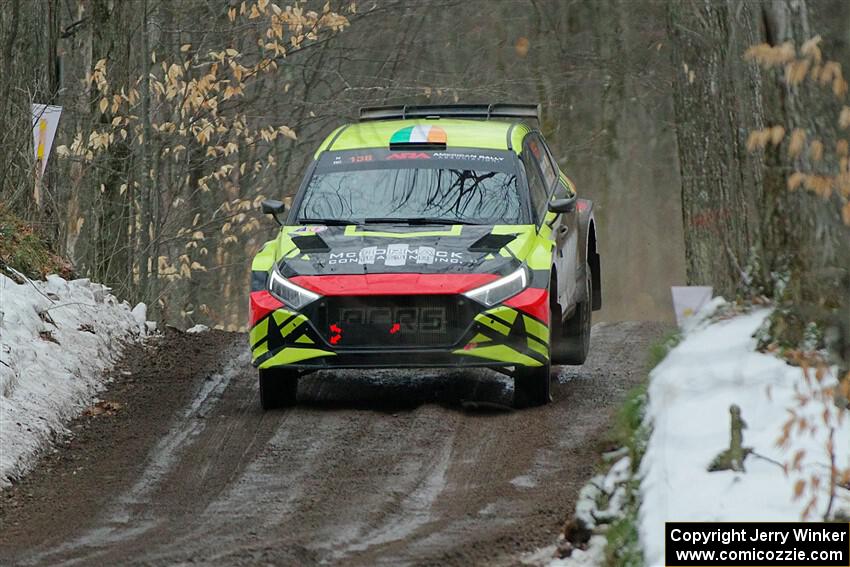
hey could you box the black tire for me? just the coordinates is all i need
[513,295,553,408]
[558,262,592,365]
[259,368,298,410]
[513,362,552,408]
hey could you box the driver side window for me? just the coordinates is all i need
[533,137,558,189]
[522,150,549,223]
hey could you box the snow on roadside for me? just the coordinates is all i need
[521,536,606,567]
[519,452,632,566]
[0,274,150,487]
[639,303,850,567]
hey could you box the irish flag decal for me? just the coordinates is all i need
[390,125,447,145]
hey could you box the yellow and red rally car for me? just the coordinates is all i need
[249,104,601,409]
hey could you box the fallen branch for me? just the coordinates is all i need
[42,302,97,313]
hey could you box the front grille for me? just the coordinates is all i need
[313,295,475,348]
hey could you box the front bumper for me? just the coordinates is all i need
[248,289,550,371]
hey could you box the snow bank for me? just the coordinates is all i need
[639,306,850,567]
[519,450,632,566]
[0,274,149,486]
[523,536,607,567]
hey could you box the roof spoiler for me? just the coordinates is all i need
[359,103,541,124]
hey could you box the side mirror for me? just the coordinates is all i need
[548,195,577,214]
[261,199,286,226]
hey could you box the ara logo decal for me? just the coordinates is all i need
[328,244,464,266]
[386,152,430,160]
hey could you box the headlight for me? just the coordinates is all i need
[464,266,527,307]
[268,266,319,310]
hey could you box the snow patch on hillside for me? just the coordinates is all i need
[640,306,850,567]
[0,274,149,486]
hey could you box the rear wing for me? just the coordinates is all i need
[359,103,540,124]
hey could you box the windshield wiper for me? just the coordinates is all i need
[296,218,355,226]
[362,217,480,226]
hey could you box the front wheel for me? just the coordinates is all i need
[513,362,552,408]
[259,368,298,410]
[514,297,553,408]
[557,262,592,365]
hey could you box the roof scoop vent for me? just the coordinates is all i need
[291,234,330,252]
[468,233,516,252]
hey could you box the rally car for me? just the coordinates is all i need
[249,104,601,409]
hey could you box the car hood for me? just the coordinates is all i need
[274,224,538,278]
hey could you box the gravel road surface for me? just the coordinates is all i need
[0,321,664,566]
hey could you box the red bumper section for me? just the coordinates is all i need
[504,287,549,324]
[249,290,284,327]
[250,273,549,326]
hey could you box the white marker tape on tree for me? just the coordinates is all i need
[31,104,62,175]
[671,286,713,328]
[31,104,62,208]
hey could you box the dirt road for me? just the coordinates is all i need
[0,322,664,566]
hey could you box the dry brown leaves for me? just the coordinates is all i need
[83,400,124,417]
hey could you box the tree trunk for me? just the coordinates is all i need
[1,0,20,112]
[61,0,93,266]
[666,0,767,299]
[669,0,850,354]
[138,0,153,304]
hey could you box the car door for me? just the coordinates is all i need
[523,134,578,312]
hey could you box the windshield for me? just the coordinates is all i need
[295,149,525,225]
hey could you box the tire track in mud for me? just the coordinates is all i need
[0,321,666,566]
